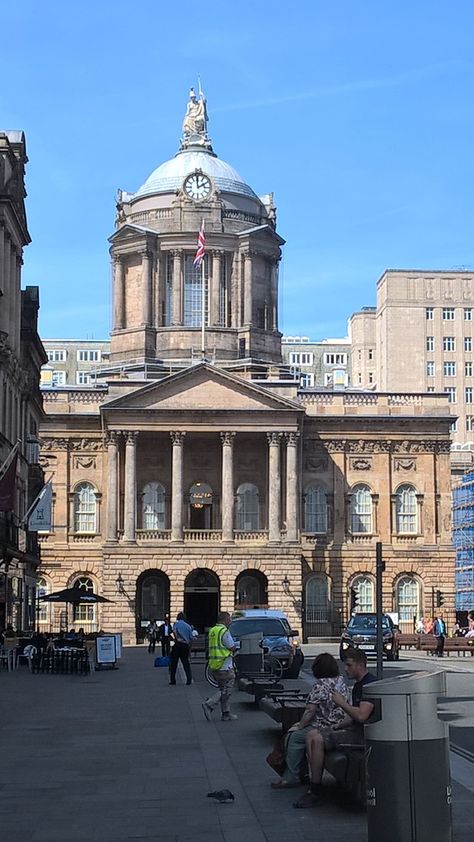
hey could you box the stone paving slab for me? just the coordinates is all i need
[0,646,472,841]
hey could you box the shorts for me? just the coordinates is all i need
[319,726,364,750]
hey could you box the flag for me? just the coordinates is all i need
[193,220,206,267]
[0,449,18,512]
[28,482,53,531]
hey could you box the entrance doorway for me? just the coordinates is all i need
[136,570,170,642]
[189,482,213,529]
[184,568,220,632]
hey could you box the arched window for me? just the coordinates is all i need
[395,485,418,534]
[305,574,332,635]
[350,485,373,534]
[141,482,166,530]
[235,483,260,531]
[350,575,375,613]
[304,486,327,533]
[396,575,420,623]
[235,571,268,606]
[36,577,51,626]
[71,576,97,627]
[74,483,97,533]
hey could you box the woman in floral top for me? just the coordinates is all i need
[271,653,349,789]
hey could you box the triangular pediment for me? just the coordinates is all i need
[108,224,156,244]
[102,364,302,413]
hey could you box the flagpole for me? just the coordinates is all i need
[0,440,20,478]
[201,257,206,361]
[21,475,53,526]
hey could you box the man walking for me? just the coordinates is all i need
[169,612,193,685]
[434,615,447,657]
[202,612,238,722]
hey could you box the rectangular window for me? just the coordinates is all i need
[465,337,472,352]
[426,386,435,393]
[368,349,373,360]
[467,416,474,432]
[466,362,473,377]
[218,255,228,327]
[52,371,66,386]
[300,352,314,365]
[426,336,434,352]
[465,387,473,404]
[444,387,456,403]
[300,373,314,388]
[289,352,300,365]
[426,361,435,376]
[444,361,456,376]
[368,372,374,384]
[442,307,455,320]
[450,420,457,433]
[324,353,347,365]
[183,254,209,327]
[76,372,91,385]
[443,336,455,351]
[77,349,101,362]
[47,349,66,362]
[426,307,434,320]
[465,309,472,321]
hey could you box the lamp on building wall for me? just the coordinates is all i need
[115,573,125,595]
[282,575,290,594]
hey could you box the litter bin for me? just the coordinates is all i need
[364,670,452,842]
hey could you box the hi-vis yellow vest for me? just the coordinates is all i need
[208,624,231,670]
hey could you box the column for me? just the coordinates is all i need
[113,257,125,329]
[270,262,278,331]
[285,432,299,542]
[142,250,152,325]
[220,432,235,542]
[123,431,138,542]
[243,252,252,325]
[170,431,186,541]
[267,432,282,542]
[8,242,16,351]
[155,252,162,326]
[13,253,21,353]
[230,252,240,328]
[106,432,119,541]
[211,251,222,326]
[0,226,7,336]
[172,251,182,326]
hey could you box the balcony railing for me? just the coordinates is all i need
[234,530,269,543]
[136,529,171,542]
[184,530,222,542]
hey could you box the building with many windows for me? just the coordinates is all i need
[0,130,46,632]
[37,93,455,641]
[41,339,111,387]
[281,336,351,389]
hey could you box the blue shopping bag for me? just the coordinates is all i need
[154,656,170,667]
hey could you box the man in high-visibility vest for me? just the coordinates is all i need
[202,612,238,722]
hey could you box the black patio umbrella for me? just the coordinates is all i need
[39,587,112,630]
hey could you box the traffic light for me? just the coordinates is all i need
[436,590,444,608]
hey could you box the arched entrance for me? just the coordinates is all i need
[184,568,219,632]
[235,570,268,608]
[189,482,213,529]
[136,570,170,642]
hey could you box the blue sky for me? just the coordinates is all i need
[2,1,474,341]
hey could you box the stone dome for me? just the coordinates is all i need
[129,148,258,202]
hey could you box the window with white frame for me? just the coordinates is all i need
[396,576,420,623]
[450,420,458,433]
[76,372,91,385]
[300,352,313,365]
[368,349,374,360]
[427,386,435,393]
[465,337,472,352]
[77,349,101,362]
[72,576,97,625]
[444,386,456,403]
[444,361,456,376]
[426,336,434,352]
[368,372,374,384]
[426,307,434,320]
[289,352,314,365]
[351,575,374,613]
[324,353,347,365]
[466,387,473,404]
[47,349,66,362]
[467,416,474,432]
[36,577,51,624]
[426,361,435,376]
[465,309,472,321]
[443,336,455,351]
[52,371,66,386]
[300,373,314,388]
[395,485,418,533]
[141,482,166,530]
[465,362,473,377]
[350,485,373,534]
[442,307,455,320]
[304,486,327,533]
[235,483,259,531]
[73,483,97,532]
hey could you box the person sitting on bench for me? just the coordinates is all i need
[293,648,376,809]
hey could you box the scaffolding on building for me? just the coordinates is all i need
[452,471,474,611]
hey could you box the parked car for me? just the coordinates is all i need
[229,609,304,678]
[339,613,400,661]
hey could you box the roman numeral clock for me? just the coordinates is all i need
[184,171,212,201]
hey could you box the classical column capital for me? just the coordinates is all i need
[285,431,300,446]
[170,431,186,446]
[212,249,225,259]
[220,431,236,446]
[267,432,283,446]
[105,431,119,446]
[125,431,139,445]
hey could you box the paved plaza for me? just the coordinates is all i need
[0,647,473,842]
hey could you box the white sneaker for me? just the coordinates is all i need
[202,700,213,721]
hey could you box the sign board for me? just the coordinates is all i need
[95,635,117,665]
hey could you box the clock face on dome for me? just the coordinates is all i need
[184,172,212,201]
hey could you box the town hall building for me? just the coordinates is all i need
[38,89,455,642]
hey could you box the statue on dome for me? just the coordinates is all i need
[181,82,210,147]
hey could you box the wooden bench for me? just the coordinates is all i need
[397,633,421,649]
[444,638,474,656]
